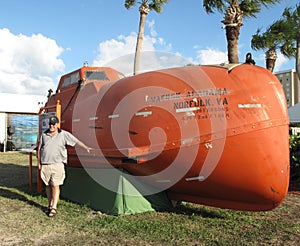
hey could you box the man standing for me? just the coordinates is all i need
[38,116,92,217]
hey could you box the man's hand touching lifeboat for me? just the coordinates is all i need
[77,140,93,154]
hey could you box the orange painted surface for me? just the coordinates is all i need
[43,64,290,211]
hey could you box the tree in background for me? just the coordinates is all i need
[251,21,285,72]
[276,4,300,79]
[125,0,168,75]
[251,4,299,77]
[203,0,279,64]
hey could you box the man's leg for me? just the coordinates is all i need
[51,185,60,209]
[48,185,60,217]
[41,165,52,209]
[45,185,52,208]
[48,164,64,217]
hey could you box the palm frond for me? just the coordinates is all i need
[203,0,226,14]
[125,0,137,9]
[149,0,169,13]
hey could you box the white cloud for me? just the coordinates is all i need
[273,53,289,72]
[147,20,157,37]
[0,28,65,95]
[93,33,137,67]
[93,25,229,75]
[195,48,228,65]
[93,21,184,75]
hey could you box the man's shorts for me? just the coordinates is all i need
[41,163,65,186]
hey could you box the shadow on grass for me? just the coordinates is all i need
[0,162,47,212]
[0,187,46,212]
[170,203,227,219]
[0,163,37,188]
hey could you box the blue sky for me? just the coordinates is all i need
[0,0,298,95]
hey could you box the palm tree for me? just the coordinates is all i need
[251,4,300,76]
[125,0,168,75]
[203,0,279,64]
[251,20,285,72]
[277,4,300,80]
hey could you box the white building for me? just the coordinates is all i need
[275,69,299,107]
[0,93,46,151]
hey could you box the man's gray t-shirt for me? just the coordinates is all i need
[39,129,78,164]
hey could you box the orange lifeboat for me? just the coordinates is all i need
[44,64,290,211]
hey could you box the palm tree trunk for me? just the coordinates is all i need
[134,12,147,75]
[266,59,276,72]
[265,49,277,72]
[225,26,240,64]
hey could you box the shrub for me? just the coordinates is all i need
[290,134,300,179]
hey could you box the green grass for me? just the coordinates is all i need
[1,152,300,245]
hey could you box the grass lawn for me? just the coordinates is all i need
[0,152,300,245]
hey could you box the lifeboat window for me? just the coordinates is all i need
[85,70,110,81]
[61,72,80,88]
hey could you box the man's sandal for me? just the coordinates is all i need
[48,208,57,217]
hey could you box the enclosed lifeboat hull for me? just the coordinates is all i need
[45,64,290,211]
